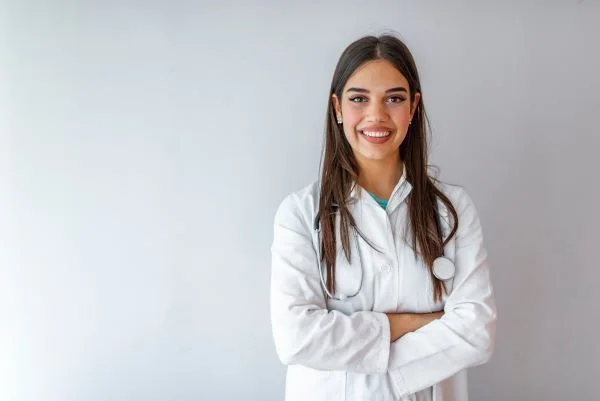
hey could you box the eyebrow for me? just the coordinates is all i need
[345,86,408,94]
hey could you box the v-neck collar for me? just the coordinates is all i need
[349,164,413,213]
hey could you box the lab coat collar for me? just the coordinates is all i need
[348,163,413,213]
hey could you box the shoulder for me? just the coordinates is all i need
[434,180,484,242]
[273,180,320,232]
[435,181,479,217]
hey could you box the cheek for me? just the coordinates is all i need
[393,105,413,121]
[342,107,363,128]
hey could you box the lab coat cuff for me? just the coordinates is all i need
[390,369,410,399]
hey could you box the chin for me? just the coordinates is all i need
[359,151,395,162]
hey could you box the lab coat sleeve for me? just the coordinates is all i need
[270,193,391,374]
[387,188,497,398]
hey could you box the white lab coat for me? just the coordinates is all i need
[270,168,497,401]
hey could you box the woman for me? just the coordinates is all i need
[270,34,496,401]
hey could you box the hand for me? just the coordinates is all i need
[386,311,444,342]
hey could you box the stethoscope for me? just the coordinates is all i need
[313,204,456,301]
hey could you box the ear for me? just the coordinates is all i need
[331,94,342,118]
[410,92,421,119]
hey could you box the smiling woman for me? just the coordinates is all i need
[270,34,497,401]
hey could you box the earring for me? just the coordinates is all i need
[337,115,342,125]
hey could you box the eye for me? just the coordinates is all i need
[387,96,406,103]
[349,96,367,103]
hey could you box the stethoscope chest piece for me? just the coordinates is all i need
[433,256,455,280]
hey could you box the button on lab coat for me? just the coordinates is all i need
[270,170,497,401]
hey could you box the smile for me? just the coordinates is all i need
[359,130,393,144]
[360,130,391,138]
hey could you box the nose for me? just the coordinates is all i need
[365,100,388,122]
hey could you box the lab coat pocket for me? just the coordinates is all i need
[287,366,347,401]
[345,372,396,401]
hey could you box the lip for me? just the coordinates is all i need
[359,125,393,132]
[359,127,393,144]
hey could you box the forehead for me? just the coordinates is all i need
[344,59,409,92]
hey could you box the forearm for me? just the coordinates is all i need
[272,307,392,373]
[386,312,443,342]
[387,306,496,398]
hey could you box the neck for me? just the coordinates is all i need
[356,156,403,200]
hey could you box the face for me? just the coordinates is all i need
[332,59,420,165]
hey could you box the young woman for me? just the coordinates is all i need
[270,34,497,401]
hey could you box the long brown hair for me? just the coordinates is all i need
[318,34,459,302]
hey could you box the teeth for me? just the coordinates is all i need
[362,131,391,137]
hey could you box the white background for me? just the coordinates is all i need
[1,1,599,400]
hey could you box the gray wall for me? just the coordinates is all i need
[1,1,599,400]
